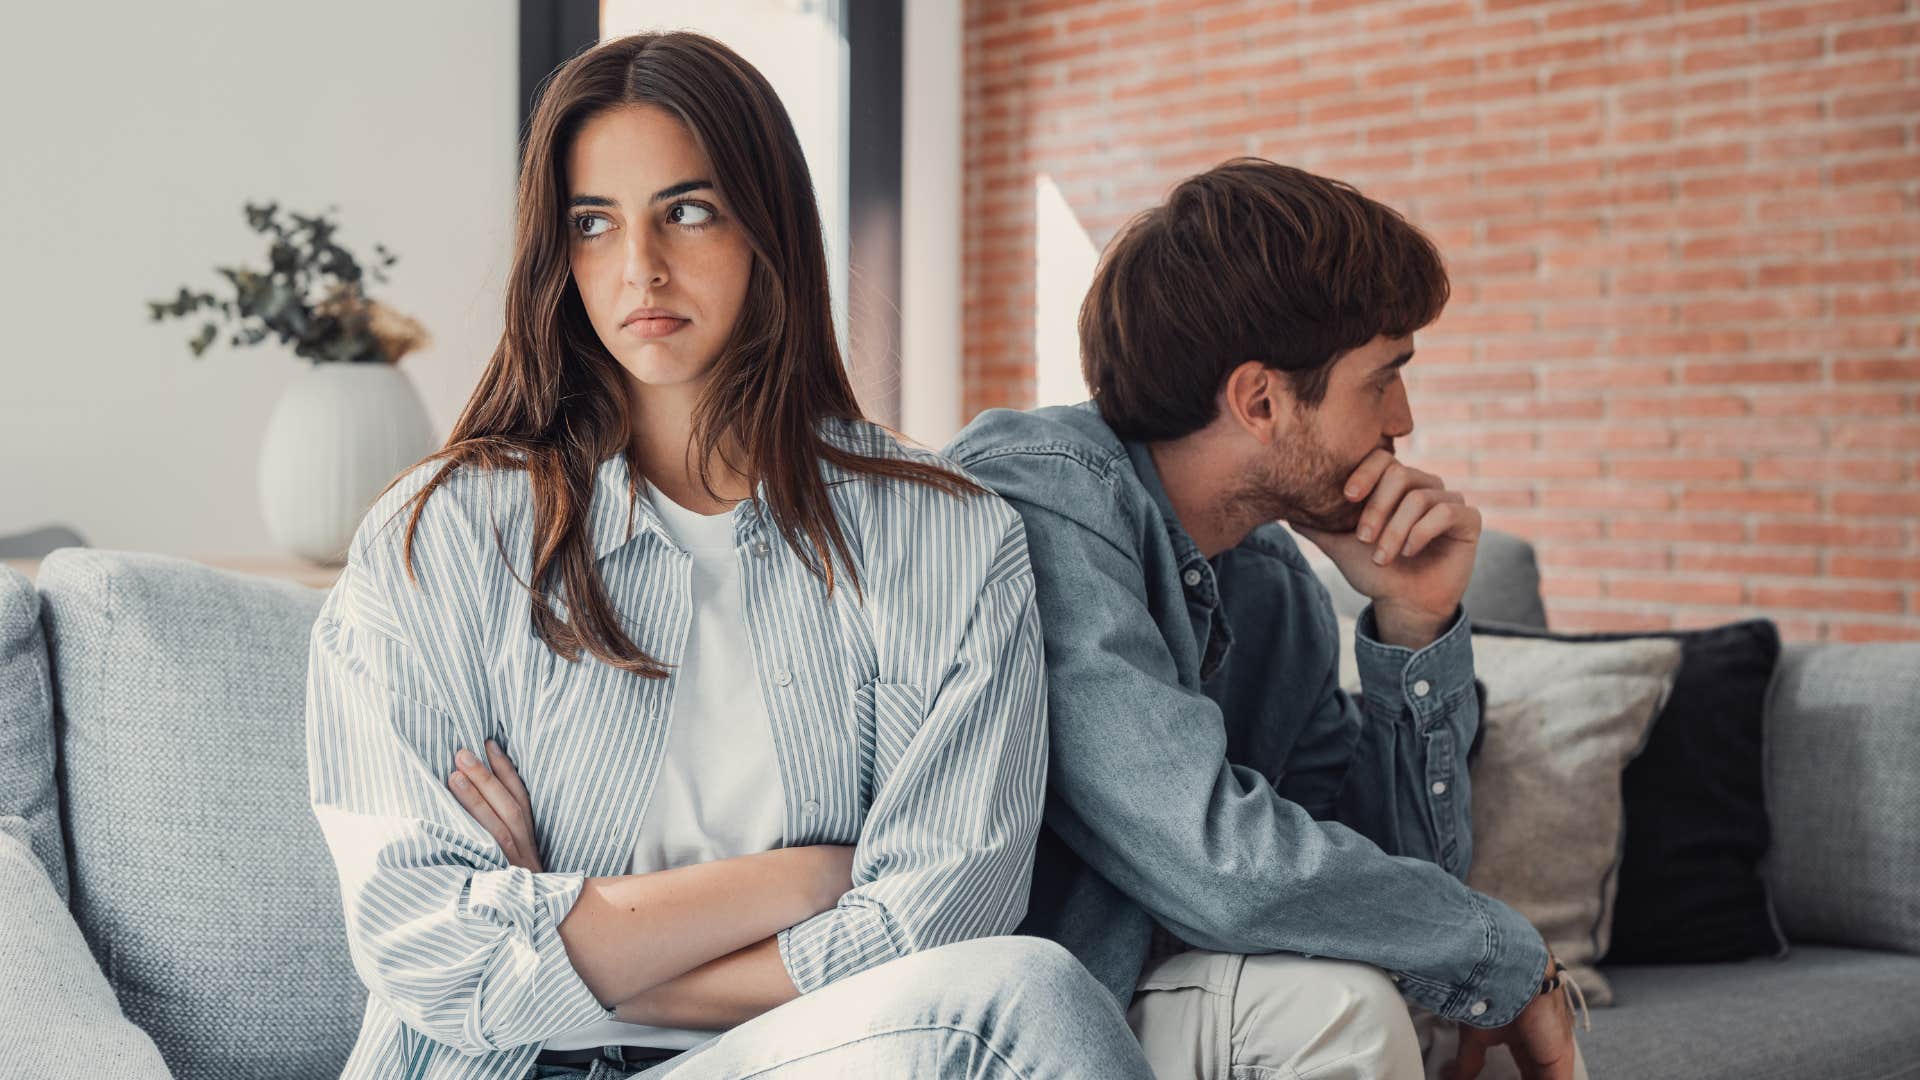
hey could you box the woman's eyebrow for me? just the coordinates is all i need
[568,179,714,209]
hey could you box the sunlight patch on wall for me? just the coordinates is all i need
[1034,173,1097,408]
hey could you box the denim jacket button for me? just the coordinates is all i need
[1431,781,1448,796]
[1469,999,1490,1017]
[1182,568,1202,588]
[1413,679,1432,698]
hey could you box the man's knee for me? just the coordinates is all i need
[1233,954,1423,1079]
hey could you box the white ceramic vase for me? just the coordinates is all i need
[257,361,435,566]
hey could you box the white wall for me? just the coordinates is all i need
[0,0,519,559]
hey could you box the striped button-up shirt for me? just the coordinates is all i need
[306,418,1048,1079]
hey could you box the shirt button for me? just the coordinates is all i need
[753,540,770,557]
[775,669,793,687]
[802,799,819,817]
[1469,999,1489,1017]
[1413,679,1432,698]
[1182,568,1202,587]
[1431,781,1448,796]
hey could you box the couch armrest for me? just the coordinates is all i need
[1760,642,1920,954]
[0,816,173,1077]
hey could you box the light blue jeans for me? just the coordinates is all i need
[525,936,1155,1079]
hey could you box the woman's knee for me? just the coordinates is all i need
[929,935,1095,1002]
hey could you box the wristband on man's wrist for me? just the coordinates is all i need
[1538,954,1566,997]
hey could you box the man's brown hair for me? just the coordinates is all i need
[1078,157,1450,441]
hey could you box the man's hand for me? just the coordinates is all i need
[1445,963,1578,1080]
[1291,450,1480,643]
[448,739,544,873]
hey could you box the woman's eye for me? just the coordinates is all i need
[574,214,611,239]
[669,202,715,227]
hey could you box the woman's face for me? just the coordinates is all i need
[564,104,753,396]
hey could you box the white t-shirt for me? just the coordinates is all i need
[543,484,786,1052]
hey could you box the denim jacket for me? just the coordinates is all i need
[945,401,1549,1030]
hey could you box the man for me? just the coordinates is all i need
[945,158,1586,1080]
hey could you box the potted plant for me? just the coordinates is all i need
[148,201,435,566]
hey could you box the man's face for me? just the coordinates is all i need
[1250,334,1417,534]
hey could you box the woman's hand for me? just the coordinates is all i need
[448,739,544,873]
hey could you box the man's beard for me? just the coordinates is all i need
[1228,423,1372,536]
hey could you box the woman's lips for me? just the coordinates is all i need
[623,316,689,338]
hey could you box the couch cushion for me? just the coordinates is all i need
[1582,946,1920,1079]
[35,549,360,1078]
[1762,641,1920,957]
[0,564,67,902]
[0,816,173,1078]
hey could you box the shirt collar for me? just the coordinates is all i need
[585,449,773,563]
[582,417,877,563]
[1122,437,1208,572]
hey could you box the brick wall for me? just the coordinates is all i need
[963,0,1919,641]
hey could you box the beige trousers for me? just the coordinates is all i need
[1125,950,1590,1080]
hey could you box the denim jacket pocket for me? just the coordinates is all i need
[851,678,927,809]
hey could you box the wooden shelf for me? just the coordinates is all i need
[3,555,343,590]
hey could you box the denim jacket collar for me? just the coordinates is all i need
[1122,438,1234,679]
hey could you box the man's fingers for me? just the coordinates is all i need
[1356,462,1441,544]
[1343,449,1397,503]
[1449,1037,1489,1080]
[1371,489,1443,565]
[1401,499,1479,559]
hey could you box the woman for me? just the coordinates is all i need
[305,30,1152,1080]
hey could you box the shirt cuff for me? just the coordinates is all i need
[465,867,614,1049]
[1386,889,1549,1029]
[1352,602,1475,730]
[775,897,905,995]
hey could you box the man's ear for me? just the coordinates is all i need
[1220,360,1292,445]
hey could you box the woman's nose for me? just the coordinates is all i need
[624,234,667,289]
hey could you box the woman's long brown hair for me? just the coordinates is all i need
[373,31,978,678]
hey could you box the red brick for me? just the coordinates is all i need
[1609,518,1749,544]
[1831,622,1920,643]
[1751,456,1908,485]
[1610,577,1747,606]
[1833,491,1920,517]
[1836,359,1920,382]
[1674,551,1822,577]
[1540,545,1672,571]
[1549,608,1677,633]
[1681,488,1822,514]
[1751,585,1906,614]
[1681,360,1823,385]
[1610,457,1745,483]
[1828,556,1920,583]
[1754,521,1908,547]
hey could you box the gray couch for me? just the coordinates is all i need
[2,536,1916,1079]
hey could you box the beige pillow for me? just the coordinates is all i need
[1335,617,1683,1006]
